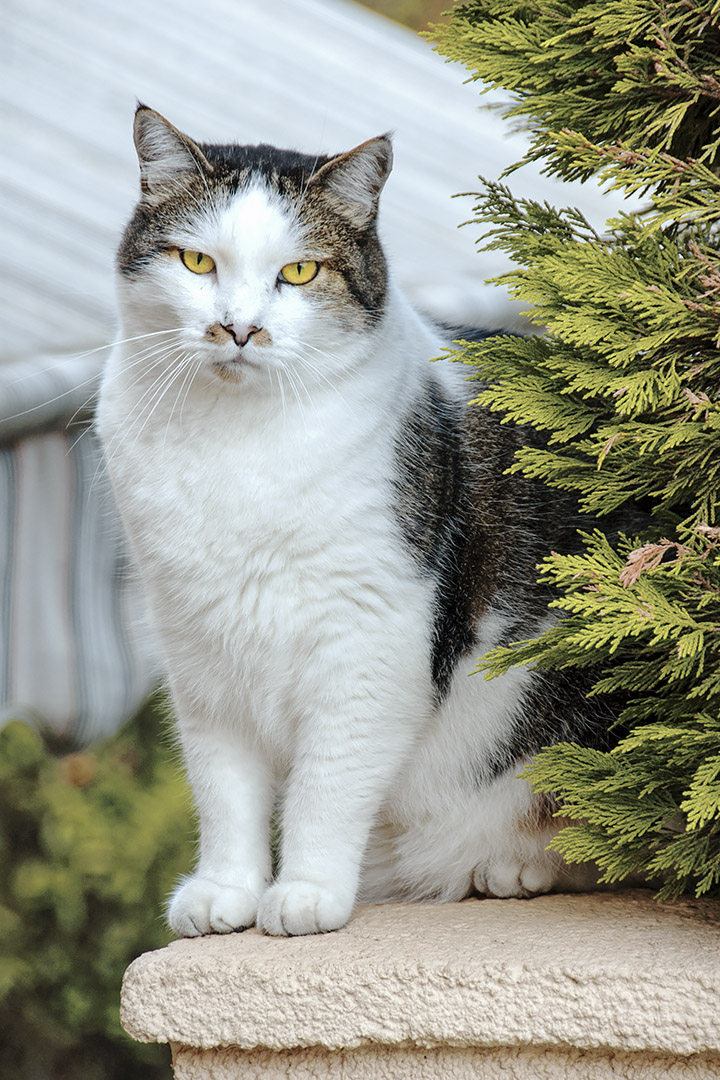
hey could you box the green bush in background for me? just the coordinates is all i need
[0,697,193,1079]
[432,0,720,897]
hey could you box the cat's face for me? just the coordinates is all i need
[116,107,392,387]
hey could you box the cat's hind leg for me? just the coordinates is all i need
[471,850,558,899]
[470,783,563,899]
[375,763,571,904]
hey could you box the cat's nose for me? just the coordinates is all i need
[222,323,261,348]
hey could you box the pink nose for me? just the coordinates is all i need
[222,323,261,347]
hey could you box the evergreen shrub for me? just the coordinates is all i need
[0,696,193,1079]
[432,0,720,897]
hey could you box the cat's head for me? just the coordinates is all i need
[116,106,392,386]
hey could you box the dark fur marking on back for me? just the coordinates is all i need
[475,666,622,787]
[393,379,490,699]
[393,368,588,702]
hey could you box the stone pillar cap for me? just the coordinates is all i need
[121,891,720,1056]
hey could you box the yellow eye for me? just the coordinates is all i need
[279,261,319,286]
[180,250,216,275]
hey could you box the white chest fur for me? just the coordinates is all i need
[98,304,441,752]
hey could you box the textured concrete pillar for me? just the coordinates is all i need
[121,891,720,1078]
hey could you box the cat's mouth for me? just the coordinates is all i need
[211,357,261,382]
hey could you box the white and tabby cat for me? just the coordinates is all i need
[97,107,609,937]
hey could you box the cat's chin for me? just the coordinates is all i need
[211,356,262,382]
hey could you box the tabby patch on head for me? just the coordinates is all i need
[117,106,391,384]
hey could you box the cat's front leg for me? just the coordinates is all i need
[258,686,425,937]
[167,711,274,936]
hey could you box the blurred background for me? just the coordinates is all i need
[0,1,631,1076]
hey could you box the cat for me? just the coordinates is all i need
[96,106,611,938]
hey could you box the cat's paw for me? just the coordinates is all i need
[257,880,353,936]
[472,857,556,899]
[167,875,262,937]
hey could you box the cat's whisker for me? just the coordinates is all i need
[88,356,182,492]
[163,351,203,449]
[0,372,105,433]
[279,351,326,422]
[273,367,289,432]
[121,350,192,431]
[141,352,203,437]
[293,346,357,416]
[294,347,343,391]
[0,341,179,435]
[63,418,97,461]
[109,357,192,466]
[280,364,311,431]
[109,326,190,345]
[98,354,184,444]
[1,327,189,391]
[100,349,190,471]
[63,336,190,433]
[290,357,336,414]
[89,343,195,494]
[115,338,189,384]
[0,343,180,434]
[177,355,205,433]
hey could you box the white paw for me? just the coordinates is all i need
[167,875,262,937]
[257,880,353,936]
[473,856,556,899]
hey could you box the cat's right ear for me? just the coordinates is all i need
[133,106,212,198]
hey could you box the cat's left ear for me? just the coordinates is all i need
[309,136,393,228]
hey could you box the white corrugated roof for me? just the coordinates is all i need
[2,0,631,377]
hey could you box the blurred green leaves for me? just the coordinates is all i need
[0,697,193,1079]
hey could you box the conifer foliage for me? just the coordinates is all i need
[432,0,720,898]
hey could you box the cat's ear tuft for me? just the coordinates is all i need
[133,106,212,198]
[309,135,393,228]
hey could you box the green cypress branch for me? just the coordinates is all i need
[434,0,720,898]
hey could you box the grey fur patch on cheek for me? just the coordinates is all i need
[291,192,387,323]
[309,269,377,332]
[316,250,387,324]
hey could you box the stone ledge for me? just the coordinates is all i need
[169,1046,720,1080]
[121,891,720,1078]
